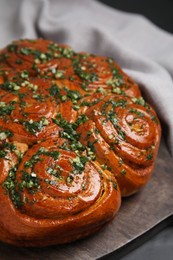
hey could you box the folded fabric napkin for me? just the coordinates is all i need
[0,0,173,154]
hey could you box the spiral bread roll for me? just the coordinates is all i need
[77,94,160,196]
[0,39,160,246]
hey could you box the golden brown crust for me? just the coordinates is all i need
[0,39,161,246]
[77,94,161,196]
[0,138,120,246]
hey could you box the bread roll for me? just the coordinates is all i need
[0,39,160,246]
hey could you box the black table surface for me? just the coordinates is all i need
[98,0,173,34]
[98,1,173,259]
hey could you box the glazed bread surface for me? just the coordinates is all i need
[0,39,161,246]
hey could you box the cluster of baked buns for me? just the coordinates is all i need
[0,39,161,246]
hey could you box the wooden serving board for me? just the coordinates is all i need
[0,139,172,260]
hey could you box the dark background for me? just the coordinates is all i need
[98,1,173,259]
[98,0,173,34]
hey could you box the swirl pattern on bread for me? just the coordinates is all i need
[0,39,160,246]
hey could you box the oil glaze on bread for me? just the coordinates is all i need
[0,39,161,246]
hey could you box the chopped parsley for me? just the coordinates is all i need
[0,129,13,140]
[23,117,49,134]
[72,156,89,174]
[3,166,23,208]
[129,108,144,118]
[18,171,40,193]
[1,81,20,91]
[0,101,15,116]
[151,115,158,125]
[121,169,126,175]
[146,153,153,160]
